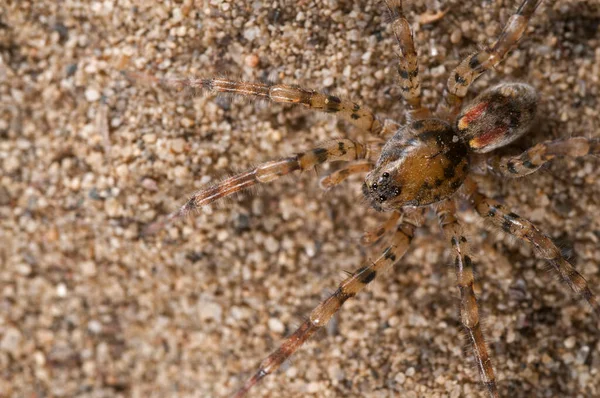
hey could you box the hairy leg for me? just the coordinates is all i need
[437,0,542,119]
[463,177,600,316]
[436,199,498,398]
[487,137,600,177]
[384,0,429,120]
[124,71,387,136]
[144,139,370,234]
[232,219,418,397]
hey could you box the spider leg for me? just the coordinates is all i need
[124,71,387,136]
[487,137,600,177]
[232,219,418,397]
[319,160,373,189]
[384,0,429,120]
[437,0,542,119]
[436,199,498,398]
[145,139,370,234]
[361,211,402,245]
[463,177,600,317]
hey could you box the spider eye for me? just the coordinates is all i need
[382,172,390,179]
[394,187,400,196]
[379,195,386,202]
[371,183,378,190]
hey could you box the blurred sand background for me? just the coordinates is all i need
[1,0,600,397]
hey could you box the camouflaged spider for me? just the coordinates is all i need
[127,0,600,396]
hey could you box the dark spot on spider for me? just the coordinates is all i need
[353,103,360,111]
[444,165,456,179]
[313,148,329,163]
[464,255,473,267]
[400,85,410,92]
[202,79,214,90]
[357,268,377,284]
[468,54,481,70]
[460,236,467,243]
[433,194,441,202]
[523,160,536,169]
[184,199,197,211]
[506,212,520,219]
[462,163,469,173]
[412,120,424,130]
[507,161,518,174]
[334,287,354,302]
[327,95,342,104]
[450,179,463,190]
[451,237,458,246]
[351,113,361,120]
[338,141,347,155]
[399,69,410,79]
[434,178,443,187]
[384,248,397,261]
[455,73,467,84]
[502,220,512,233]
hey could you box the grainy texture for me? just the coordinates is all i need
[1,1,599,397]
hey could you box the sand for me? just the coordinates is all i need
[1,0,599,397]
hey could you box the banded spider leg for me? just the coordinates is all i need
[437,0,542,120]
[463,177,600,317]
[232,213,421,398]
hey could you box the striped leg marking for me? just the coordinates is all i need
[463,177,600,317]
[384,0,429,120]
[124,72,385,135]
[232,221,417,397]
[488,137,600,177]
[144,139,368,234]
[436,199,498,398]
[437,0,542,119]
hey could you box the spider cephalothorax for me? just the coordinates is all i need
[364,118,469,210]
[126,0,599,396]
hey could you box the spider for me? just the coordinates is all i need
[126,0,600,396]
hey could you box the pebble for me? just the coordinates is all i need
[199,301,223,322]
[268,318,285,333]
[170,138,186,153]
[0,327,22,354]
[85,88,101,102]
[323,76,334,87]
[245,54,260,68]
[564,336,576,349]
[450,29,462,44]
[395,372,406,385]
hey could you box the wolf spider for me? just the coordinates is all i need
[127,0,600,396]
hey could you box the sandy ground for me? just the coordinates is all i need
[1,0,600,397]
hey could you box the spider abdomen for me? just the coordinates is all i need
[364,119,469,211]
[457,83,538,153]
